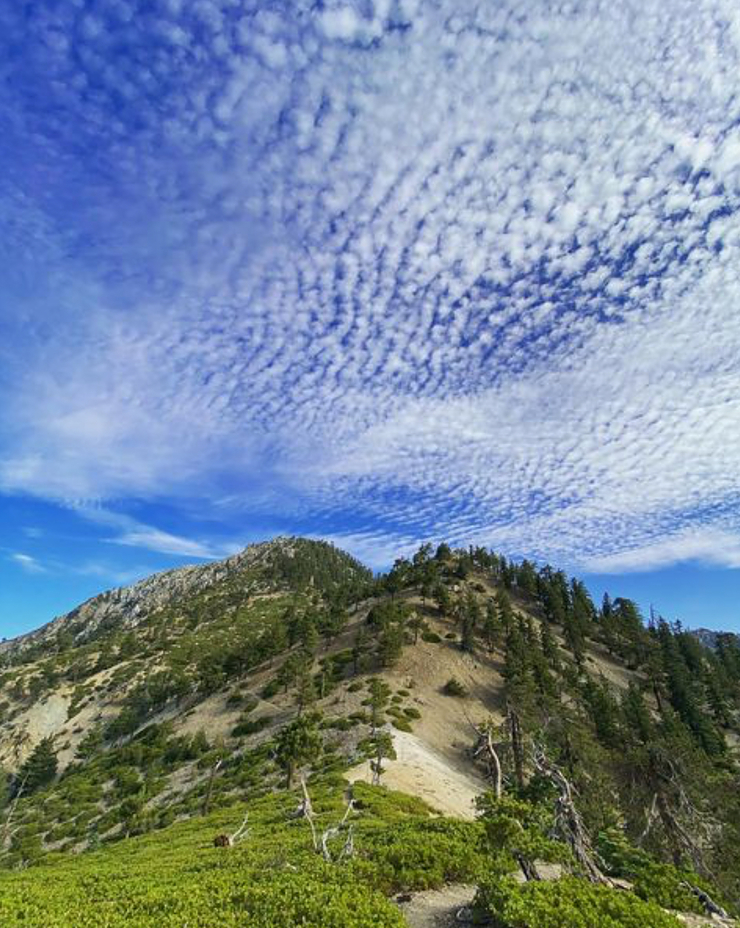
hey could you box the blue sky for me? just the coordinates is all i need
[2,0,740,638]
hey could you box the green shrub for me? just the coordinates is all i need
[597,829,719,914]
[232,716,271,738]
[392,717,413,732]
[353,818,485,893]
[403,707,421,720]
[443,678,467,697]
[261,679,280,699]
[421,631,442,644]
[321,717,357,731]
[475,876,684,928]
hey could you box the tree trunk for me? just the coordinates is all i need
[507,704,525,791]
[202,760,221,816]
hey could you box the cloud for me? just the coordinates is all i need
[69,506,240,559]
[1,0,740,574]
[583,528,740,574]
[10,553,45,574]
[109,527,234,559]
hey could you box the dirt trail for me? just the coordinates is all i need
[397,884,476,928]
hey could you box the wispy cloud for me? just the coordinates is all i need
[10,553,45,574]
[70,506,240,560]
[583,529,740,574]
[1,0,740,573]
[109,527,236,559]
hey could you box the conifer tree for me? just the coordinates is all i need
[496,589,514,633]
[483,598,501,652]
[275,715,322,789]
[19,738,57,794]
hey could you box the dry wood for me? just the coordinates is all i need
[213,809,250,848]
[202,758,222,816]
[2,774,28,850]
[680,881,729,920]
[532,743,608,885]
[506,704,526,791]
[297,778,356,862]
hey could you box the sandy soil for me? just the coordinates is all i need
[0,691,70,768]
[347,728,485,819]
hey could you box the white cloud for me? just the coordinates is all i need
[10,553,45,574]
[109,527,229,559]
[2,0,740,573]
[71,506,240,560]
[583,528,740,573]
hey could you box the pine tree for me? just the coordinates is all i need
[20,737,57,793]
[352,625,370,676]
[496,589,514,633]
[367,679,393,784]
[539,621,561,673]
[275,715,322,789]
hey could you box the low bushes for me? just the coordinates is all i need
[475,876,684,928]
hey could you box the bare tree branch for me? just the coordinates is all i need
[532,743,609,885]
[2,774,28,851]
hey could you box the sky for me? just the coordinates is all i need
[1,0,740,638]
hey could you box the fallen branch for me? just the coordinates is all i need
[680,881,729,921]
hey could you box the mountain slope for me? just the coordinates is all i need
[0,539,739,926]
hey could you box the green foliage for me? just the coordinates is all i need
[476,793,568,876]
[597,828,721,914]
[274,714,322,788]
[476,876,684,928]
[232,715,271,738]
[353,818,486,893]
[442,677,467,697]
[0,781,488,928]
[19,737,58,793]
[391,717,412,732]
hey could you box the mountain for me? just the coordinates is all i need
[0,539,738,928]
[691,627,740,651]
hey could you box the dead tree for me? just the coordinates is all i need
[515,852,542,882]
[533,743,608,884]
[1,774,28,851]
[213,810,250,848]
[506,703,526,791]
[679,881,729,921]
[638,749,710,875]
[202,759,222,816]
[468,717,503,799]
[296,778,356,862]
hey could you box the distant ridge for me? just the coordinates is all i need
[691,627,740,650]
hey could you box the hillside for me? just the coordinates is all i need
[1,538,739,927]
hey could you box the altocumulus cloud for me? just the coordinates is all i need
[0,0,740,570]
